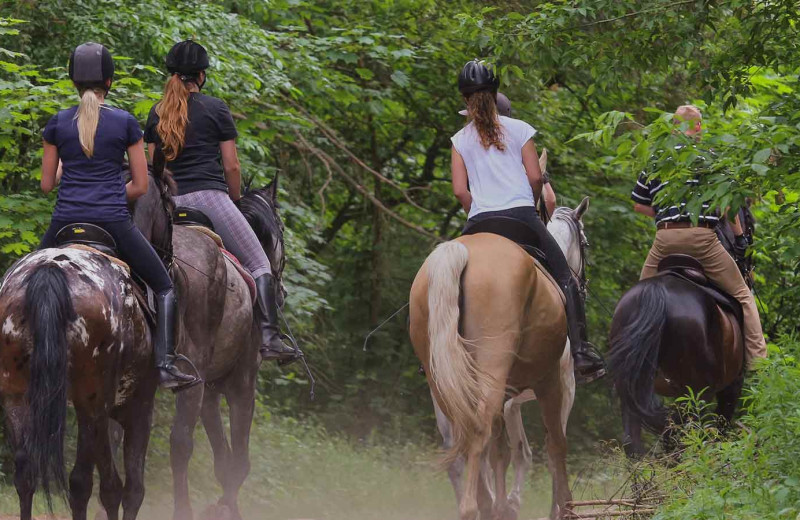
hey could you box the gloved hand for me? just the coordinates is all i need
[733,234,749,257]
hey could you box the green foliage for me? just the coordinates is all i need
[654,337,800,519]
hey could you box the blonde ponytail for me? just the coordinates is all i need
[156,74,190,161]
[76,88,103,158]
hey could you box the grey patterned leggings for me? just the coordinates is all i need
[173,189,272,279]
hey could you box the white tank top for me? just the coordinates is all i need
[451,115,537,219]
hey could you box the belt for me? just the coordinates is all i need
[656,221,716,231]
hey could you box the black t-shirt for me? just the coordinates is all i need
[144,93,238,195]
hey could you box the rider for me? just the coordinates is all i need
[38,43,199,391]
[143,40,295,363]
[451,59,606,384]
[632,105,767,367]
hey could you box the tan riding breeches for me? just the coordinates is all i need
[639,227,767,365]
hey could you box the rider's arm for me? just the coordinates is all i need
[220,139,242,202]
[41,141,59,193]
[126,138,149,201]
[634,203,657,218]
[451,147,472,212]
[543,182,557,217]
[521,140,543,202]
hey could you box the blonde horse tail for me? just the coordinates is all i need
[427,241,490,462]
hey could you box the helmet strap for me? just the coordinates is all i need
[177,73,205,91]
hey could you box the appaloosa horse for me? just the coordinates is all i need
[0,242,157,520]
[132,165,286,520]
[411,198,591,520]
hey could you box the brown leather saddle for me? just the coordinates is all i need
[657,254,743,325]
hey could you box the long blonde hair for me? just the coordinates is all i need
[466,91,505,151]
[75,88,105,158]
[155,74,190,161]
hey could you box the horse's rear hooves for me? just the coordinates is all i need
[199,503,234,520]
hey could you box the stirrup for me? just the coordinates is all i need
[163,354,203,393]
[574,366,607,385]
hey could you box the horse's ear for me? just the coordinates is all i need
[267,172,280,202]
[574,196,590,220]
[539,148,548,174]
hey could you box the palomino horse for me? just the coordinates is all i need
[132,165,285,520]
[411,199,591,520]
[0,243,157,519]
[608,255,745,457]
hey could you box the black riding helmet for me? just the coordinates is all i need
[458,59,500,95]
[69,42,114,85]
[166,40,209,75]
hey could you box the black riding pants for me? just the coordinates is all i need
[40,218,173,295]
[464,206,574,289]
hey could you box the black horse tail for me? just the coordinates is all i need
[608,279,668,433]
[23,264,76,508]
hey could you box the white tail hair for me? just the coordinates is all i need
[427,240,491,460]
[75,89,102,158]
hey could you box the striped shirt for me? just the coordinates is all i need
[631,147,720,226]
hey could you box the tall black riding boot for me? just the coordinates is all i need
[564,279,607,384]
[254,274,297,364]
[154,289,200,391]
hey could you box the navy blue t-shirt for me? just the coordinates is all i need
[42,105,143,222]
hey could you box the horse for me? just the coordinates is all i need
[0,236,158,519]
[131,166,286,520]
[607,249,745,457]
[410,198,591,520]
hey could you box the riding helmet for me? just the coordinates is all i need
[165,40,209,75]
[458,59,500,95]
[68,42,114,83]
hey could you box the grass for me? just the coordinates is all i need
[0,397,628,520]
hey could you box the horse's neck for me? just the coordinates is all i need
[547,219,580,272]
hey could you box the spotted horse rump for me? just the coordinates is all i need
[0,246,158,520]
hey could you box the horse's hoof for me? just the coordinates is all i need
[94,509,109,520]
[199,503,233,520]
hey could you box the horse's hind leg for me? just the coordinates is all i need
[68,414,96,520]
[489,417,511,520]
[120,384,157,520]
[94,414,123,520]
[171,384,205,520]
[434,395,466,511]
[200,390,232,498]
[716,373,744,424]
[5,401,35,520]
[534,376,572,520]
[221,364,257,520]
[621,402,645,458]
[503,393,535,520]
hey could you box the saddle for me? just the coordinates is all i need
[462,217,548,266]
[172,207,257,303]
[657,254,743,325]
[54,223,153,325]
[56,223,118,258]
[461,216,564,304]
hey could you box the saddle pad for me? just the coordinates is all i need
[187,225,224,248]
[66,244,130,274]
[220,249,257,304]
[532,257,566,306]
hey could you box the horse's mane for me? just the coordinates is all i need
[239,185,283,245]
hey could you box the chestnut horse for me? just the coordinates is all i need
[131,166,286,520]
[0,245,157,520]
[410,199,591,520]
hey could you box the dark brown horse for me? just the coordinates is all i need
[608,270,744,457]
[0,244,157,519]
[132,168,286,520]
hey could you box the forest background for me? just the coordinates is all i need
[0,1,799,518]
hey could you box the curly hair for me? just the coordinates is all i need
[466,91,505,151]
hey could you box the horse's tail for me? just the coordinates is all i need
[23,264,75,508]
[426,241,490,462]
[608,278,668,433]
